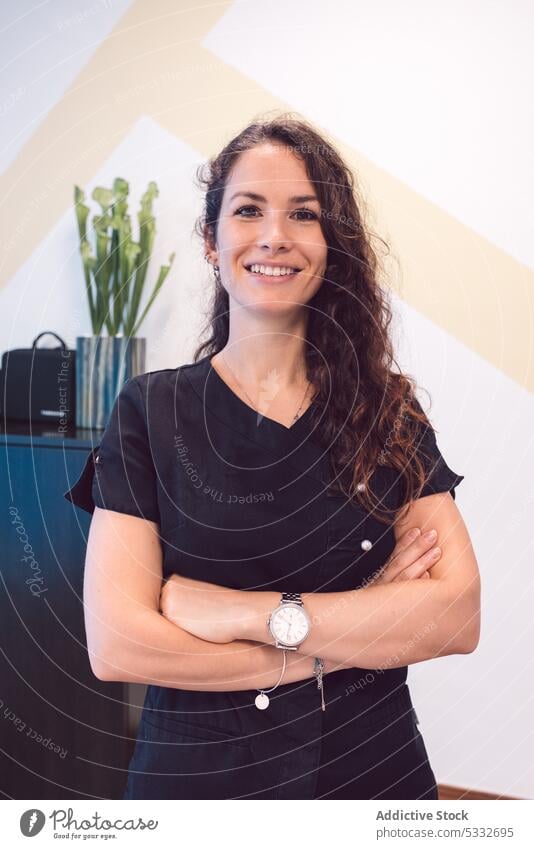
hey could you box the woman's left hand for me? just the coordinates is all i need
[159,573,244,643]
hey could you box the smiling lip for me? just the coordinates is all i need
[244,265,301,281]
[247,270,300,281]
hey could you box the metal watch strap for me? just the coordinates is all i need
[281,591,303,605]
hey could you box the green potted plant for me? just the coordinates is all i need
[74,177,174,428]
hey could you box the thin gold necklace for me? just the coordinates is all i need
[220,351,312,424]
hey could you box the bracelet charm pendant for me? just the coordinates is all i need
[255,692,270,710]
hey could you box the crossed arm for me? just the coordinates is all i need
[85,491,480,689]
[248,493,480,665]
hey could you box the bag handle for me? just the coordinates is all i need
[32,332,67,350]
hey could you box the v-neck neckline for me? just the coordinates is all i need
[207,354,316,433]
[181,354,326,485]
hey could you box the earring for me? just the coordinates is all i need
[205,253,219,272]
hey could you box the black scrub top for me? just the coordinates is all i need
[64,353,464,800]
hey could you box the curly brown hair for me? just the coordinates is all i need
[192,112,437,525]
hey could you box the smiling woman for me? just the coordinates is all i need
[202,146,328,343]
[64,112,480,801]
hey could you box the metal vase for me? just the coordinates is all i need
[75,335,146,429]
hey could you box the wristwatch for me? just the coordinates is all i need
[267,592,311,650]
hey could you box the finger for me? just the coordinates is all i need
[395,527,422,553]
[399,569,431,580]
[385,529,440,579]
[393,546,441,581]
[380,529,421,578]
[380,532,419,579]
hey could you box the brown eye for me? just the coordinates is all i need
[234,205,317,221]
[293,208,318,221]
[235,205,258,217]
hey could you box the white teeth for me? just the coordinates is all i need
[248,264,298,276]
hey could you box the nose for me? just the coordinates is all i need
[256,208,293,253]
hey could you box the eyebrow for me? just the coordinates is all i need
[229,191,320,205]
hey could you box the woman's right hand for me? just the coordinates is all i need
[373,527,441,584]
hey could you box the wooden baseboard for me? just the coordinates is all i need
[438,783,526,800]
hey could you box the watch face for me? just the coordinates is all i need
[271,604,310,646]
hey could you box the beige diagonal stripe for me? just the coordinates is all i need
[1,0,532,392]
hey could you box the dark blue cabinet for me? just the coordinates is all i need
[0,423,131,799]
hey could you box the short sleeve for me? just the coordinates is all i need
[412,398,465,501]
[63,376,159,523]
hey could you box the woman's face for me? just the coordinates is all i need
[208,142,328,318]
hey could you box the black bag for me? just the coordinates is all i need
[0,332,76,426]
